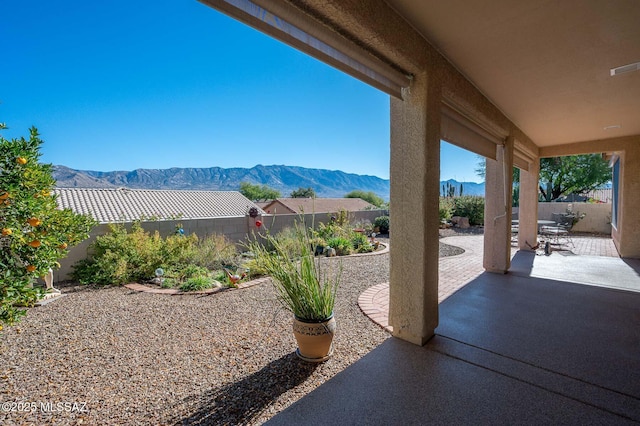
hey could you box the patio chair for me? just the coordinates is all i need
[540,213,574,247]
[510,222,519,245]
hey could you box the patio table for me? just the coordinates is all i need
[511,219,556,230]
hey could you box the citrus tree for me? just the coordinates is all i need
[0,124,96,330]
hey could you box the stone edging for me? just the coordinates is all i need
[125,244,388,296]
[324,242,389,259]
[124,277,271,295]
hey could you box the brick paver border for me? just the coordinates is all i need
[358,234,618,333]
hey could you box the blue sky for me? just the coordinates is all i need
[1,0,482,183]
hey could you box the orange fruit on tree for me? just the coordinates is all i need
[0,192,8,200]
[27,217,42,227]
[1,228,12,236]
[26,265,36,272]
[58,242,68,249]
[28,240,41,248]
[16,157,27,165]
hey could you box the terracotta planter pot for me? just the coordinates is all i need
[292,315,336,362]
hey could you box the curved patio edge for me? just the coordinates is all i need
[358,282,392,333]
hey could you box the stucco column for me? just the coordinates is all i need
[389,70,441,345]
[615,145,640,257]
[483,138,514,273]
[518,158,540,250]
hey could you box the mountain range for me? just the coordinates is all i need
[53,164,486,199]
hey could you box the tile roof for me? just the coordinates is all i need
[262,198,375,214]
[54,188,265,224]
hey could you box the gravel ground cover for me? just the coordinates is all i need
[0,235,466,425]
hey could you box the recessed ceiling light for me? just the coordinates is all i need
[610,62,640,76]
[603,125,621,130]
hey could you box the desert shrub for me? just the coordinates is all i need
[190,233,237,270]
[351,232,373,253]
[314,221,347,241]
[439,197,455,221]
[179,276,213,292]
[353,219,373,234]
[160,264,213,289]
[453,196,485,225]
[373,216,390,234]
[332,209,351,227]
[269,226,303,260]
[72,222,237,286]
[168,264,209,281]
[212,269,227,283]
[161,233,199,267]
[326,236,353,256]
[240,258,268,279]
[73,221,163,285]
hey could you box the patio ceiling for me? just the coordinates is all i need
[385,0,640,148]
[201,0,640,150]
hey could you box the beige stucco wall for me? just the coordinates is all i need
[519,203,613,234]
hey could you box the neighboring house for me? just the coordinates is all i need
[261,197,375,215]
[54,187,265,223]
[254,201,272,211]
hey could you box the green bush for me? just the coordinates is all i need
[326,236,353,256]
[73,221,162,285]
[351,232,373,253]
[189,233,237,270]
[314,221,346,241]
[269,227,303,260]
[453,196,485,226]
[179,276,213,292]
[439,197,455,221]
[373,216,389,234]
[72,222,239,286]
[240,258,268,279]
[169,264,209,281]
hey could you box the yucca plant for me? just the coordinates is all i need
[247,221,340,321]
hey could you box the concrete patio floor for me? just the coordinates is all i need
[268,236,640,424]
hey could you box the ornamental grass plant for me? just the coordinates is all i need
[247,221,341,321]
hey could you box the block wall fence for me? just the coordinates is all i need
[54,204,611,282]
[54,210,388,282]
[514,202,612,234]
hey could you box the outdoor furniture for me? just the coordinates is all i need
[540,215,574,247]
[510,219,519,244]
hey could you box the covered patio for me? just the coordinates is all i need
[269,261,640,424]
[199,0,640,422]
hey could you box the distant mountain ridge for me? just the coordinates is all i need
[53,165,485,199]
[53,165,391,200]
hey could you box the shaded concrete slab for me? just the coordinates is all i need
[437,272,640,398]
[510,250,640,292]
[268,272,640,425]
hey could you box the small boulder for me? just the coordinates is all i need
[452,216,470,229]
